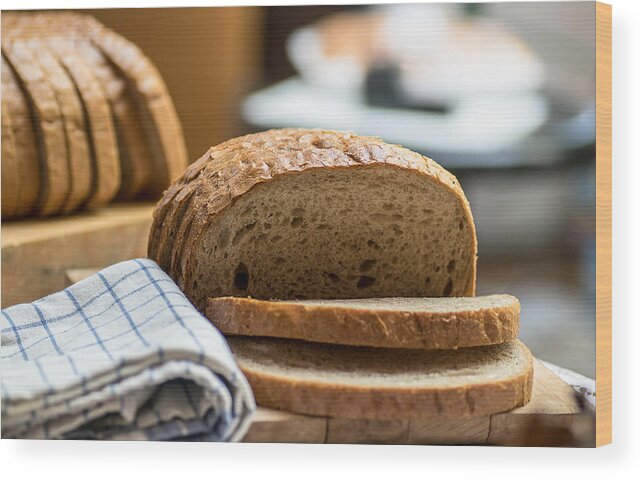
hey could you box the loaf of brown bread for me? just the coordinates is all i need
[148,129,478,312]
[1,11,188,218]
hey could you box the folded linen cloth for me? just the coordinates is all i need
[1,259,255,440]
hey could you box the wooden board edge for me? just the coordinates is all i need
[242,359,586,445]
[595,0,612,448]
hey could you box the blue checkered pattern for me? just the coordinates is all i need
[1,259,255,441]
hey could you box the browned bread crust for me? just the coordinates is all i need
[208,295,520,350]
[229,337,534,420]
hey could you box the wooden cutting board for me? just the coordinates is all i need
[2,203,154,307]
[243,360,594,446]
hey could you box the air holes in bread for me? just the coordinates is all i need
[357,276,376,288]
[234,263,249,291]
[443,278,453,296]
[359,259,377,272]
[327,272,341,283]
[367,240,379,249]
[447,259,456,273]
[232,222,257,246]
[218,228,230,248]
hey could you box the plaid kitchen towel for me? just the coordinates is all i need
[0,259,255,441]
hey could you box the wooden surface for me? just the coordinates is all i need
[2,203,154,307]
[242,359,590,446]
[595,1,612,447]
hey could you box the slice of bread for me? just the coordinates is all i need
[74,40,153,200]
[208,295,520,350]
[29,38,93,212]
[2,41,70,215]
[147,149,211,268]
[80,16,189,196]
[229,337,533,420]
[0,56,40,217]
[148,129,478,312]
[1,98,19,217]
[46,37,121,208]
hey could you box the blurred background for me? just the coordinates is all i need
[84,2,595,377]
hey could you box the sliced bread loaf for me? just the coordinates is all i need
[1,99,19,217]
[74,40,153,200]
[228,337,533,420]
[148,129,478,312]
[29,38,93,212]
[208,295,520,350]
[79,15,189,196]
[2,41,69,215]
[46,36,121,208]
[0,56,39,216]
[1,11,188,209]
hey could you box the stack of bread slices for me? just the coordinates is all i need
[1,12,188,219]
[148,128,533,420]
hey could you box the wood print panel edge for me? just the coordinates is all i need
[595,0,612,448]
